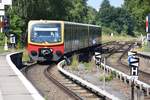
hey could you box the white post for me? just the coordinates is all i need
[4,36,8,50]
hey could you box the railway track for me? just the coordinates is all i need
[101,41,134,76]
[106,41,150,84]
[22,42,121,100]
[44,63,104,100]
[22,63,75,100]
[104,41,150,97]
[118,45,150,85]
[23,62,107,100]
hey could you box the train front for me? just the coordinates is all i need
[27,20,64,61]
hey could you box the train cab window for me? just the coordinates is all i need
[30,23,61,43]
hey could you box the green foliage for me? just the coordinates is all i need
[97,0,112,27]
[99,72,115,82]
[102,27,114,35]
[21,49,30,61]
[99,74,113,82]
[97,0,135,35]
[111,71,117,77]
[70,55,79,70]
[123,0,150,33]
[68,0,88,23]
[83,60,95,72]
[85,6,97,24]
[102,34,136,43]
[0,32,5,46]
[142,42,150,52]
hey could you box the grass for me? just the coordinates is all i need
[70,55,95,72]
[143,45,150,52]
[70,55,79,70]
[102,34,136,43]
[134,42,150,52]
[99,71,116,82]
[0,45,30,62]
[83,60,95,72]
[9,47,30,62]
[22,49,30,62]
[99,74,113,82]
[0,46,18,53]
[0,46,8,53]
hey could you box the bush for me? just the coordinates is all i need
[84,60,95,72]
[0,32,5,46]
[70,55,79,70]
[102,27,114,35]
[99,73,114,82]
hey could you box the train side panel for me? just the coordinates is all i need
[89,26,101,47]
[64,22,101,53]
[64,24,88,53]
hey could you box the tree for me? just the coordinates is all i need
[97,0,135,35]
[123,0,150,33]
[68,0,88,23]
[85,6,97,24]
[97,0,113,27]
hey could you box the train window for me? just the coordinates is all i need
[30,23,61,43]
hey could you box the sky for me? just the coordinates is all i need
[87,0,124,11]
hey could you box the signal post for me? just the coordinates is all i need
[146,14,150,48]
[128,51,139,100]
[95,51,106,90]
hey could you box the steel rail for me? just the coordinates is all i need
[44,65,83,100]
[57,60,120,100]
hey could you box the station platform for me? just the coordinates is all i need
[0,54,44,100]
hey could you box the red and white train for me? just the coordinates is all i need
[27,20,101,61]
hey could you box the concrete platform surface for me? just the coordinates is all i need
[0,54,44,100]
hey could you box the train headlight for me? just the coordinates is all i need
[50,49,53,53]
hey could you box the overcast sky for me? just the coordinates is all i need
[87,0,124,11]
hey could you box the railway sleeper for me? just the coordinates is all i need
[60,81,73,84]
[70,86,82,90]
[85,98,100,100]
[79,93,95,97]
[144,96,150,100]
[65,84,78,87]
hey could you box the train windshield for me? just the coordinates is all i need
[30,23,61,43]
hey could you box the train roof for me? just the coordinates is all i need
[29,20,101,28]
[64,21,100,28]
